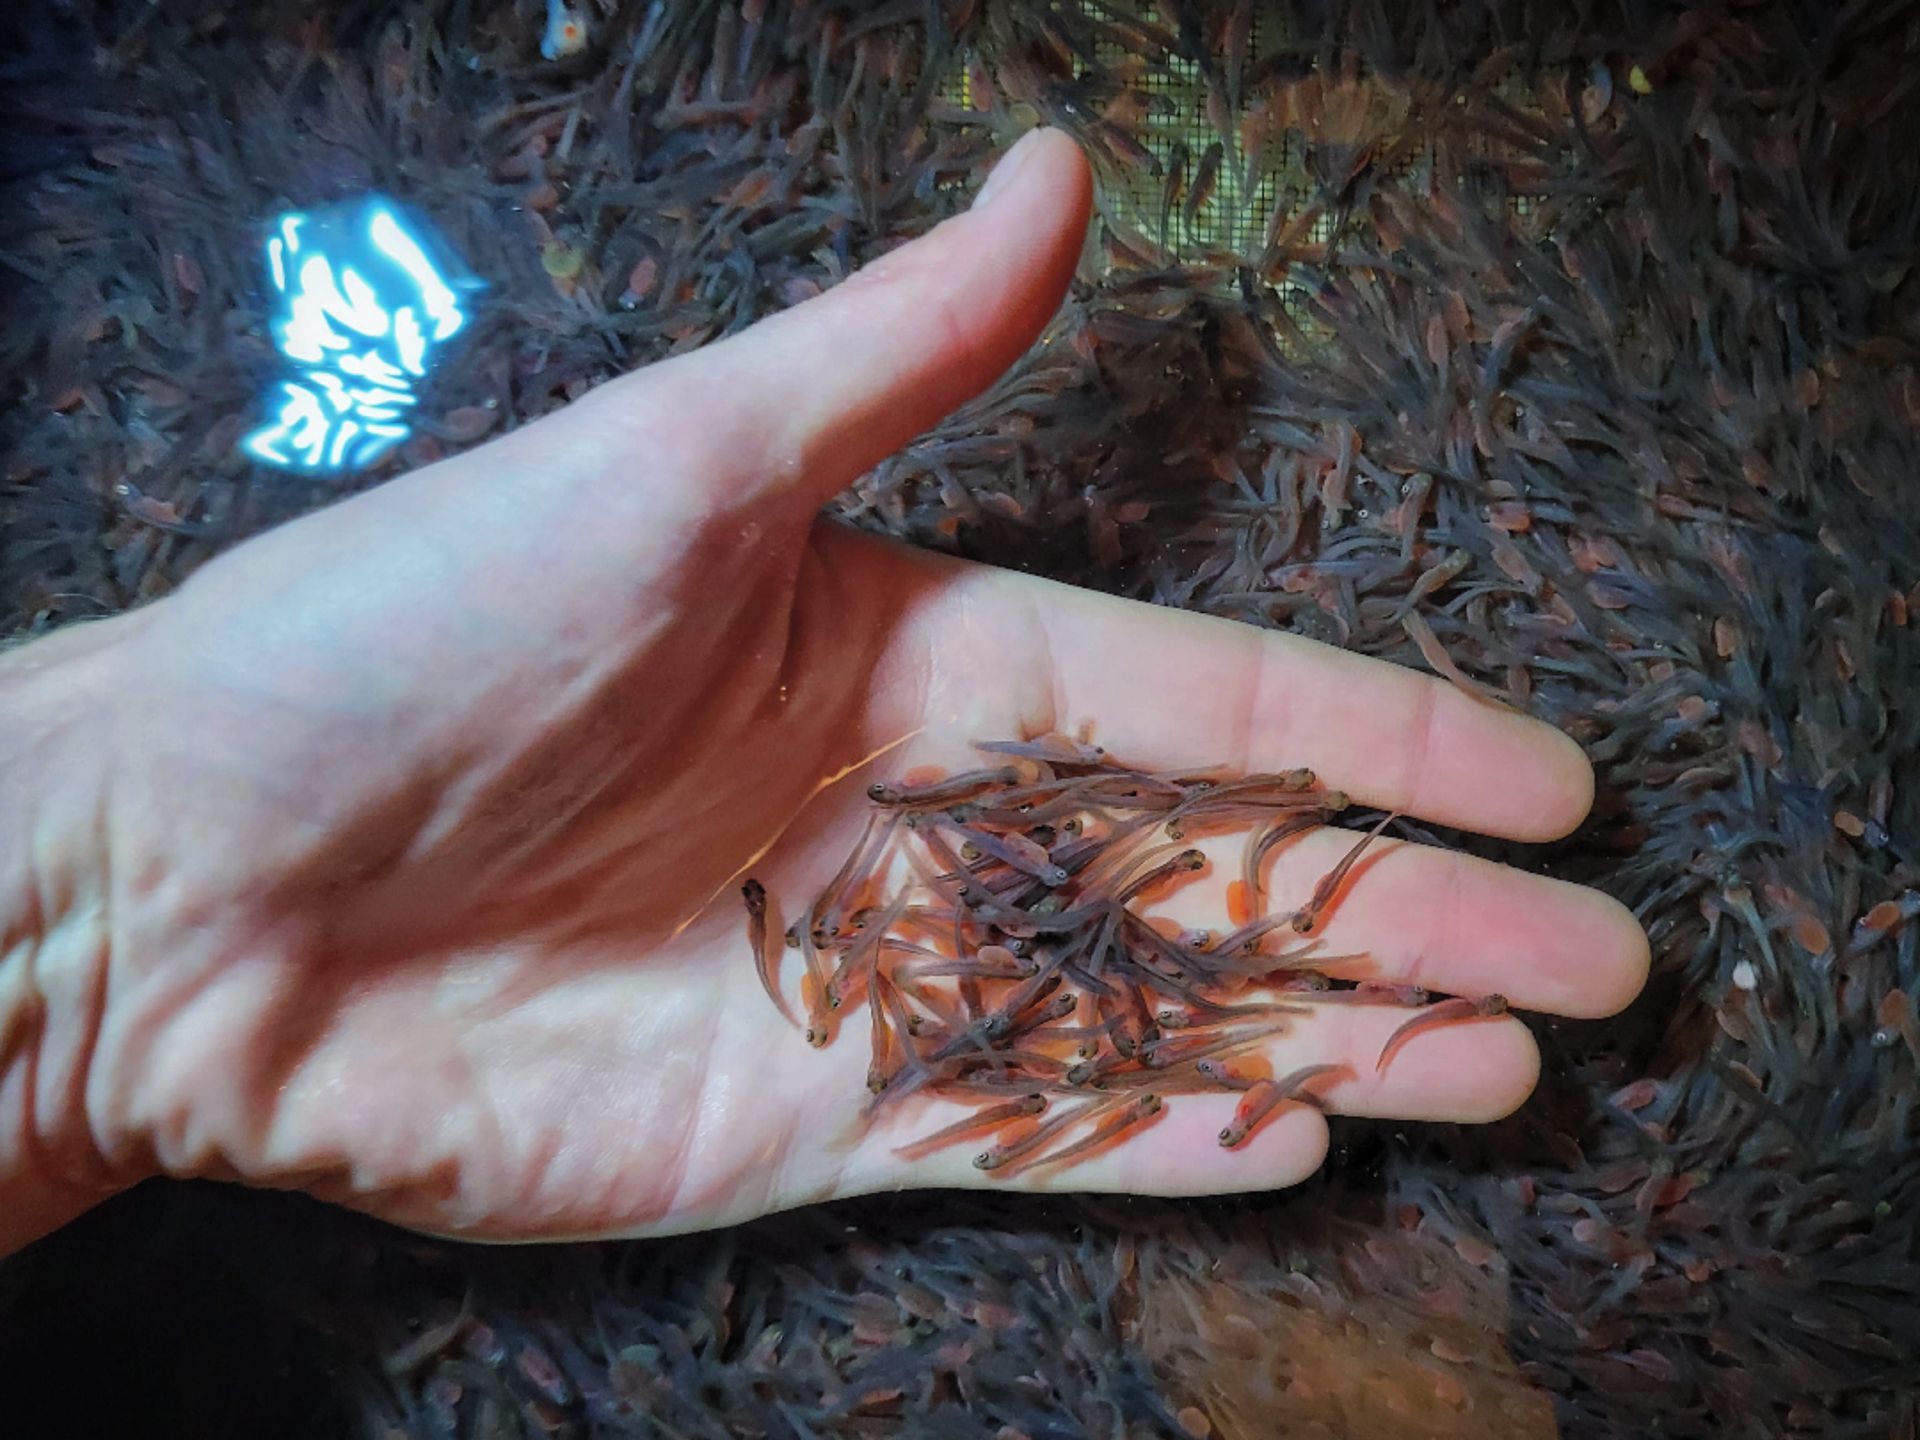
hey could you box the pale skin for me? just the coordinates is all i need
[0,131,1649,1257]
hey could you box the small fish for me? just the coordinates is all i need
[743,880,797,1029]
[1242,811,1327,907]
[541,0,588,60]
[1305,981,1431,1007]
[1239,96,1275,206]
[1159,140,1189,250]
[1118,848,1208,904]
[1224,0,1252,118]
[1292,812,1397,932]
[1874,990,1919,1060]
[1375,995,1511,1074]
[865,970,895,1094]
[1403,611,1512,709]
[868,766,1021,807]
[825,891,913,1009]
[974,734,1109,765]
[1393,550,1473,620]
[949,823,1072,886]
[975,1100,1106,1171]
[1193,1057,1254,1089]
[811,815,897,943]
[791,921,833,1048]
[1581,59,1615,125]
[1139,1015,1295,1070]
[1184,140,1224,229]
[1218,1064,1342,1147]
[1025,1095,1163,1171]
[896,1095,1047,1159]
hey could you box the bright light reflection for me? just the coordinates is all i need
[245,196,479,473]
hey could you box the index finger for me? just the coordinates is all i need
[1001,572,1593,842]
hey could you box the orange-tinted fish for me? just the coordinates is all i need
[975,1100,1107,1171]
[1293,812,1397,932]
[1218,1064,1343,1147]
[1025,1095,1163,1171]
[1376,995,1511,1074]
[896,1094,1047,1159]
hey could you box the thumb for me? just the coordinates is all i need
[558,128,1094,510]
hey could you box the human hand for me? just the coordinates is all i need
[0,131,1647,1253]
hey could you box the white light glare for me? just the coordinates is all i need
[244,196,479,473]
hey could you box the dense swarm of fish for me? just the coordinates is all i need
[748,737,1500,1173]
[3,2,1918,1439]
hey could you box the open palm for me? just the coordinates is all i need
[18,133,1645,1246]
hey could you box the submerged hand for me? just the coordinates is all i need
[0,132,1646,1253]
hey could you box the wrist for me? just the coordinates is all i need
[0,616,158,1254]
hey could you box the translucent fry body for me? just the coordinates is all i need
[751,741,1491,1176]
[741,878,798,1028]
[1218,1064,1344,1148]
[1375,995,1511,1074]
